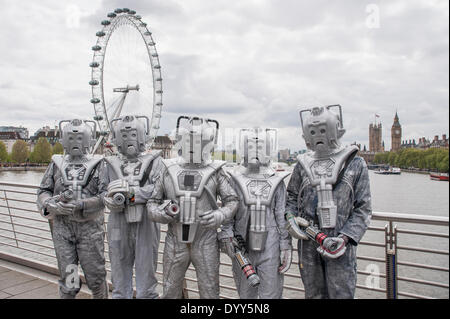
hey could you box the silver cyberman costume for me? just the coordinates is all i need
[37,119,108,299]
[285,105,372,299]
[219,128,292,299]
[102,115,162,299]
[147,116,238,299]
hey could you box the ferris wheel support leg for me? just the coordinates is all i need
[92,135,105,155]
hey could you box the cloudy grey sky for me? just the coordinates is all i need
[0,0,448,151]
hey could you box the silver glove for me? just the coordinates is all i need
[199,209,225,229]
[104,196,125,212]
[285,212,309,240]
[317,236,347,259]
[219,237,236,259]
[107,179,134,198]
[279,248,292,274]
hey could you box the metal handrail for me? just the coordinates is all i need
[371,211,449,226]
[0,181,449,299]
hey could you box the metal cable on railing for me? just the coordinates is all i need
[0,181,448,299]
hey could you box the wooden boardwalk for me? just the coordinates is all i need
[0,265,91,299]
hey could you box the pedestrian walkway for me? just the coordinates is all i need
[0,263,91,299]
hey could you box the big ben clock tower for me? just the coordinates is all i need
[391,112,402,152]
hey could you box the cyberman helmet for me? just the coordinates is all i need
[111,115,150,158]
[59,119,96,157]
[176,116,219,165]
[299,104,346,155]
[240,128,277,168]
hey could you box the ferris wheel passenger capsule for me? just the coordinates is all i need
[101,20,111,26]
[128,10,136,15]
[107,13,117,18]
[96,31,106,37]
[114,8,123,14]
[122,8,130,13]
[90,62,100,67]
[144,31,152,36]
[92,45,102,51]
[90,98,100,104]
[135,15,141,19]
[89,80,99,86]
[93,115,103,121]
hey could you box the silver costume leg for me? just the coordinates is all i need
[234,229,283,299]
[52,217,80,299]
[299,239,357,298]
[253,229,283,299]
[76,218,108,299]
[134,215,161,299]
[324,244,357,299]
[161,231,191,299]
[107,212,135,299]
[298,239,328,299]
[191,229,220,299]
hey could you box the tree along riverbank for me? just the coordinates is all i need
[373,148,449,173]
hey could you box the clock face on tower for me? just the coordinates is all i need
[395,130,400,135]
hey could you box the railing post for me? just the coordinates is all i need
[384,221,398,299]
[4,190,19,247]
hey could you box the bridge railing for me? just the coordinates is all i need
[0,181,448,299]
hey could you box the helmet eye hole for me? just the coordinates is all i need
[320,129,326,134]
[310,130,316,135]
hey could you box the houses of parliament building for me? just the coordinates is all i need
[368,112,402,153]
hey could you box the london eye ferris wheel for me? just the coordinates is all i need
[89,8,163,153]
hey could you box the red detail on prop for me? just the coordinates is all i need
[327,242,345,255]
[316,233,327,245]
[243,265,256,277]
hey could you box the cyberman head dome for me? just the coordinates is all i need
[240,128,277,169]
[175,116,219,165]
[299,104,346,156]
[59,119,97,157]
[111,115,150,158]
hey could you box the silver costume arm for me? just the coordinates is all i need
[216,168,239,221]
[218,219,234,240]
[82,161,106,214]
[37,162,58,219]
[285,163,309,240]
[146,167,176,224]
[199,168,239,229]
[274,182,292,250]
[132,156,162,204]
[274,182,293,273]
[338,157,372,245]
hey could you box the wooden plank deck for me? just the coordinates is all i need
[0,265,91,299]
